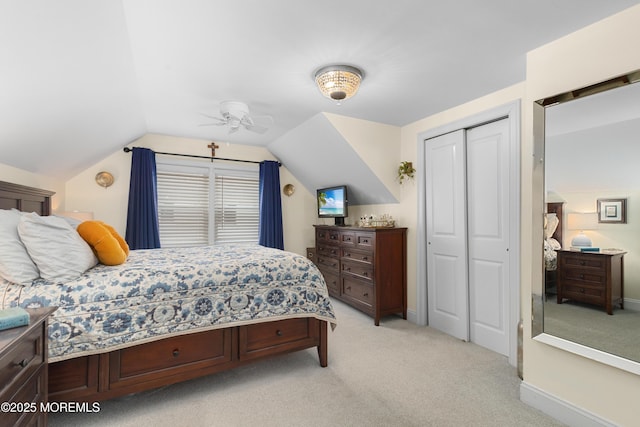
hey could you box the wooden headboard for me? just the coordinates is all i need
[0,181,54,215]
[546,202,564,245]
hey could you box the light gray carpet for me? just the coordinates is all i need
[49,300,563,427]
[544,299,640,362]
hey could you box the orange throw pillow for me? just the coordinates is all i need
[77,221,128,266]
[97,221,129,256]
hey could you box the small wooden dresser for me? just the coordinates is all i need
[556,249,625,314]
[314,225,407,325]
[0,307,56,427]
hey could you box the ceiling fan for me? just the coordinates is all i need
[200,101,273,134]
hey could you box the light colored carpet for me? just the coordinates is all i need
[544,299,640,362]
[49,300,563,427]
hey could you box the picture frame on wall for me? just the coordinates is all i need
[597,198,627,223]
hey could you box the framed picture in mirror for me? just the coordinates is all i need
[597,198,626,223]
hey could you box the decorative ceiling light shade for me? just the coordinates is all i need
[314,65,363,102]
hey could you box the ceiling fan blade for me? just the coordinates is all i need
[244,124,269,134]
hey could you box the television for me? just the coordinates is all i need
[317,185,348,226]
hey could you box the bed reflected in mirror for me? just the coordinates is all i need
[535,69,640,370]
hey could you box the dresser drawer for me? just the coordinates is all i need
[316,243,340,258]
[316,228,340,243]
[320,269,340,295]
[355,232,375,249]
[0,327,43,393]
[342,247,373,265]
[340,231,356,246]
[342,259,374,282]
[316,254,340,272]
[342,277,374,309]
[239,318,319,361]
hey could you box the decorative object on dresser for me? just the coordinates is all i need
[315,225,407,325]
[0,307,56,427]
[556,249,626,315]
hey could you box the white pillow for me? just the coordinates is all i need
[17,212,98,281]
[0,209,40,284]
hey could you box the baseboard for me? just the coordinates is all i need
[624,297,640,312]
[520,382,617,427]
[407,308,417,324]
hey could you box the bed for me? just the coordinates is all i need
[0,180,336,402]
[544,202,564,296]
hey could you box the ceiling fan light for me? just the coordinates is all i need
[314,65,363,102]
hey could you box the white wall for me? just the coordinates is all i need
[64,133,314,256]
[523,4,640,425]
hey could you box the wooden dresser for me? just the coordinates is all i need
[0,307,56,427]
[556,249,625,315]
[314,225,407,325]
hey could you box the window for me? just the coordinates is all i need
[156,161,259,247]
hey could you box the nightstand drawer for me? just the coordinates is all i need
[563,284,604,300]
[562,268,605,285]
[562,254,605,270]
[0,327,43,392]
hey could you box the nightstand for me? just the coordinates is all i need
[556,249,625,314]
[0,307,56,427]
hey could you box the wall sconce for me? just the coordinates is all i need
[95,171,114,188]
[567,212,598,247]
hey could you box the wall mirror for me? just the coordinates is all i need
[533,69,640,374]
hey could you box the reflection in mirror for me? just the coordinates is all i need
[534,70,640,369]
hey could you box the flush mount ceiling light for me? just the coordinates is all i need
[314,65,364,102]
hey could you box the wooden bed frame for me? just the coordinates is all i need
[0,180,328,402]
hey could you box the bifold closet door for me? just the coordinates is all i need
[425,130,469,341]
[466,119,510,356]
[425,119,510,356]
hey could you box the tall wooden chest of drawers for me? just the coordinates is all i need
[0,307,56,427]
[556,249,625,315]
[314,225,407,325]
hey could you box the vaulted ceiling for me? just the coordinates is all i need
[1,0,638,179]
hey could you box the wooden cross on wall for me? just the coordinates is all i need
[207,142,219,161]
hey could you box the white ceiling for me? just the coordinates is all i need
[1,0,639,179]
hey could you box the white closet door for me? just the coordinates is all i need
[425,130,469,341]
[467,118,510,355]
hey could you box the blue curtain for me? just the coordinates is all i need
[258,160,284,249]
[125,147,161,249]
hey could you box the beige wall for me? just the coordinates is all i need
[64,133,314,256]
[0,162,65,211]
[523,5,640,425]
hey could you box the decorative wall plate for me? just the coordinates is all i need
[95,171,114,188]
[283,183,295,196]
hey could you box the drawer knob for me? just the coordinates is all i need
[362,256,368,261]
[363,272,368,277]
[276,330,283,337]
[17,359,28,368]
[363,293,369,297]
[346,286,351,291]
[172,349,180,357]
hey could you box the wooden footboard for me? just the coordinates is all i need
[48,317,328,402]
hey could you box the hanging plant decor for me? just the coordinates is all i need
[397,161,416,184]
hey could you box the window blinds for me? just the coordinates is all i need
[157,171,210,248]
[213,174,259,244]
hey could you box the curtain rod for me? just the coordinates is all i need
[122,147,281,166]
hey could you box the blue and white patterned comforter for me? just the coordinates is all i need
[1,244,336,362]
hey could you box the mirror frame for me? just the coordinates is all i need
[532,69,640,376]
